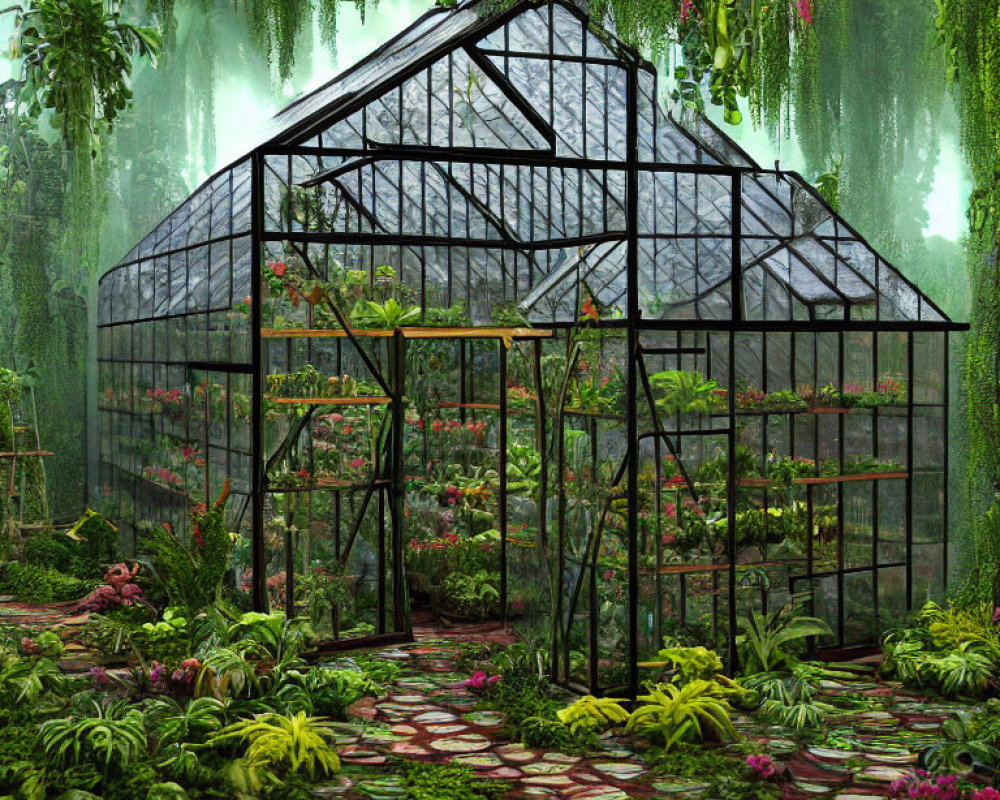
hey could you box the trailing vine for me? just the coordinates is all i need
[935,0,1000,599]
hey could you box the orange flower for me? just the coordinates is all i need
[581,297,599,321]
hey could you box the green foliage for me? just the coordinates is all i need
[627,680,739,749]
[210,712,340,778]
[882,631,995,699]
[351,298,421,329]
[40,698,147,772]
[649,370,726,417]
[11,0,160,150]
[0,561,90,604]
[648,644,724,683]
[398,762,508,800]
[144,486,233,614]
[921,711,1000,773]
[518,715,575,749]
[736,599,832,674]
[556,695,629,734]
[439,571,500,620]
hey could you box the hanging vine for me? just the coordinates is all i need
[935,0,1000,600]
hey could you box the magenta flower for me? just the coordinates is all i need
[149,661,166,687]
[746,754,777,780]
[796,0,813,24]
[89,666,110,687]
[973,788,1000,800]
[461,671,501,690]
[679,0,693,24]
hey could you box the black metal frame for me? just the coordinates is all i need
[96,0,966,691]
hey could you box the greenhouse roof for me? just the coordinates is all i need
[104,0,960,329]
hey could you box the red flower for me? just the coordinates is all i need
[796,0,812,24]
[432,420,444,433]
[343,424,353,435]
[269,261,287,277]
[581,297,599,321]
[664,502,677,518]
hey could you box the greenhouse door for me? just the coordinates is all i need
[400,329,551,631]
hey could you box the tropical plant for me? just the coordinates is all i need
[649,370,726,417]
[921,712,1000,774]
[351,298,421,329]
[0,655,65,705]
[626,679,739,749]
[644,644,724,683]
[556,695,629,734]
[144,481,234,613]
[39,698,147,772]
[439,571,500,620]
[736,598,832,673]
[209,712,340,778]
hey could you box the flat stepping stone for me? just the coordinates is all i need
[464,710,505,727]
[570,788,630,799]
[484,767,523,779]
[355,777,405,798]
[865,752,915,765]
[795,781,842,794]
[346,698,379,720]
[591,761,646,780]
[391,742,430,755]
[312,777,353,796]
[809,747,859,760]
[651,781,711,794]
[341,754,387,765]
[543,752,581,764]
[522,762,570,775]
[453,753,503,768]
[425,723,468,734]
[390,694,429,703]
[522,774,577,787]
[428,733,492,753]
[413,711,458,724]
[860,766,907,782]
[389,724,418,736]
[496,743,538,762]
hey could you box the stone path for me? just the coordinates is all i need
[304,638,982,800]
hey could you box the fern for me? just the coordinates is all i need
[556,695,629,734]
[40,698,147,771]
[210,712,340,778]
[627,680,739,749]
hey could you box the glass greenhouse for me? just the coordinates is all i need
[97,0,965,695]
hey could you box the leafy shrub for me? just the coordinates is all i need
[400,762,507,800]
[21,531,97,579]
[519,715,575,749]
[736,599,832,674]
[1,561,90,604]
[647,644,724,683]
[40,698,148,772]
[439,571,500,620]
[882,630,995,698]
[627,680,739,749]
[209,712,340,778]
[556,695,629,734]
[144,482,233,614]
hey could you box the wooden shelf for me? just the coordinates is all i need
[266,477,391,493]
[440,401,501,411]
[738,472,907,488]
[647,560,782,576]
[265,396,392,406]
[260,326,552,347]
[795,472,908,485]
[0,451,54,458]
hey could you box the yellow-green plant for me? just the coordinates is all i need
[209,712,340,778]
[556,695,629,734]
[642,645,723,683]
[626,680,739,750]
[920,601,1000,659]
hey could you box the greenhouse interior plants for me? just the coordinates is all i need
[0,0,998,798]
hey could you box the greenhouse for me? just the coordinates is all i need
[97,0,963,697]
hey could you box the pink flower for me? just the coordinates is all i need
[269,261,287,277]
[330,413,344,423]
[662,532,677,546]
[992,607,1000,624]
[746,754,777,780]
[90,666,110,687]
[349,457,367,469]
[461,671,501,690]
[796,0,812,24]
[149,661,166,687]
[680,0,693,23]
[972,789,1000,800]
[603,570,614,580]
[20,637,37,655]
